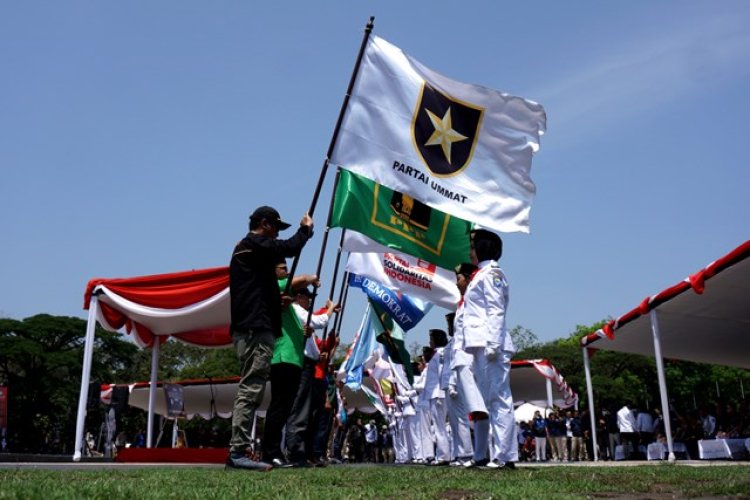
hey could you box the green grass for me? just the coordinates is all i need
[0,464,749,499]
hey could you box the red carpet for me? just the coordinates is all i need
[116,447,228,463]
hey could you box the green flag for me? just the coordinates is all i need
[369,298,414,384]
[330,169,472,270]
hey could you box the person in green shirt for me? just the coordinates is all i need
[261,259,319,466]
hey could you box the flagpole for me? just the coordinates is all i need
[331,270,351,337]
[285,16,375,292]
[320,229,349,340]
[302,169,343,331]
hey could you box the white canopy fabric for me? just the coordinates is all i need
[581,240,750,368]
[510,359,578,408]
[102,378,380,419]
[102,358,576,420]
[514,402,548,423]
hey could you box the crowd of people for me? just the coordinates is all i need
[513,400,750,462]
[223,205,749,472]
[225,206,519,471]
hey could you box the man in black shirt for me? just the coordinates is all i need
[226,206,313,471]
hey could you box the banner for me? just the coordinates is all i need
[348,273,430,331]
[331,36,546,233]
[345,246,460,310]
[331,169,471,270]
[163,383,185,418]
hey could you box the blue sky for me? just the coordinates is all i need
[1,1,748,351]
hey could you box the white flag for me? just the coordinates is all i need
[331,36,546,233]
[344,231,460,310]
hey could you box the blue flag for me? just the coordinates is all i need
[340,304,380,390]
[348,273,430,331]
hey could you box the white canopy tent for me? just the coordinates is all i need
[76,267,235,461]
[580,239,750,461]
[101,358,577,422]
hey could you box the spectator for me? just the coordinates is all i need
[530,410,549,462]
[569,411,585,461]
[548,411,567,462]
[364,420,378,462]
[617,403,638,459]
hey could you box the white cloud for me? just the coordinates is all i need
[532,12,750,139]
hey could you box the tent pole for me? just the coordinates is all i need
[172,419,178,448]
[650,309,675,462]
[582,346,599,461]
[146,339,160,448]
[73,296,100,461]
[545,377,553,411]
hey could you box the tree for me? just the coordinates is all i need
[509,325,539,352]
[0,315,139,453]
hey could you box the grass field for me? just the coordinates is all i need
[1,463,749,499]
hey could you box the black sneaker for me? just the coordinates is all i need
[271,457,289,468]
[288,460,311,468]
[226,454,272,472]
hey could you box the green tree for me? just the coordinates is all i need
[0,315,139,454]
[509,325,539,352]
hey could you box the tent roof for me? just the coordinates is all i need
[84,267,232,348]
[581,240,750,369]
[510,359,578,408]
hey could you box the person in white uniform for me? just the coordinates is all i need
[452,267,492,467]
[443,266,477,466]
[424,329,450,465]
[462,229,517,469]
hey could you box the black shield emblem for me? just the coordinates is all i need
[411,83,483,177]
[390,191,431,231]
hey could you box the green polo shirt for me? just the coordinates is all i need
[271,278,305,367]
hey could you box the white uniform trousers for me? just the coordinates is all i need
[405,413,422,460]
[417,405,434,460]
[429,398,450,462]
[455,362,487,415]
[472,348,518,463]
[445,393,473,460]
[394,417,409,463]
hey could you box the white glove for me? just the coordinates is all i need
[448,385,458,399]
[485,346,498,361]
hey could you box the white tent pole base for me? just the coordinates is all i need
[146,339,160,448]
[650,309,676,463]
[582,346,599,462]
[73,296,99,462]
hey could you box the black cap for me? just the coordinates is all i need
[294,286,314,297]
[249,206,291,230]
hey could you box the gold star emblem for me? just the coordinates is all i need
[424,107,468,164]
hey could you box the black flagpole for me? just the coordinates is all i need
[285,16,375,294]
[331,269,351,338]
[320,228,349,340]
[302,168,342,332]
